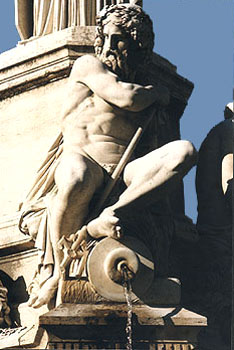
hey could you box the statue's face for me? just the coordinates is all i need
[100,14,130,78]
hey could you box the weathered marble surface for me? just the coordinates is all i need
[40,303,206,349]
[40,303,207,327]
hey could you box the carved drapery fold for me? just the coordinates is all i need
[33,0,68,37]
[15,0,142,40]
[68,0,97,27]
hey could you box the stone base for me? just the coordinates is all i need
[0,325,48,350]
[0,251,49,349]
[47,341,194,349]
[40,303,206,349]
[61,277,181,306]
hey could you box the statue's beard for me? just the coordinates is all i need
[99,50,134,81]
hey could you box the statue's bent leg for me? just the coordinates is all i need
[87,140,197,238]
[32,152,104,308]
[53,152,104,234]
[121,140,197,208]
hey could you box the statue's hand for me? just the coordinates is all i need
[107,217,122,240]
[87,209,123,240]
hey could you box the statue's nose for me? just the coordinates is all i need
[104,36,116,52]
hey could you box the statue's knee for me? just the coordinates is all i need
[123,162,135,187]
[58,166,103,206]
[56,172,87,203]
[179,140,197,167]
[183,140,197,161]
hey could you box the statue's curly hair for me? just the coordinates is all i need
[95,4,154,67]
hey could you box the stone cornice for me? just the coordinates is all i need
[0,26,193,116]
[0,212,34,256]
[0,27,95,101]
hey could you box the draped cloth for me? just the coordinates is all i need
[16,0,142,40]
[33,0,97,36]
[19,133,64,288]
[68,0,97,27]
[33,0,119,36]
[33,0,68,36]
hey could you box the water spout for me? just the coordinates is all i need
[122,265,133,350]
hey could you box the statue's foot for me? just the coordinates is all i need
[29,277,58,309]
[27,294,38,307]
[87,209,122,239]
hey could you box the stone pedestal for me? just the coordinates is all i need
[0,26,198,349]
[40,303,207,349]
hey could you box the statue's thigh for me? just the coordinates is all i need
[123,148,164,186]
[124,140,193,185]
[55,152,104,194]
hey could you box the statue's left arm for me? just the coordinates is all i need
[71,55,169,112]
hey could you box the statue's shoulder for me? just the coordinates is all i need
[199,118,233,158]
[206,119,233,141]
[72,55,101,73]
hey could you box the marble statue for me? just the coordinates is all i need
[179,102,233,349]
[196,102,233,243]
[19,3,197,308]
[196,102,233,348]
[15,0,142,40]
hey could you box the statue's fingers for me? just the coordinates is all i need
[109,216,119,224]
[115,226,123,239]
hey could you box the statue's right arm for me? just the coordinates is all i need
[60,68,93,120]
[70,55,165,112]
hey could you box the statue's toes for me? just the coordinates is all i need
[27,295,38,307]
[32,297,46,309]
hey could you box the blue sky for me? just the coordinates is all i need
[0,1,233,221]
[144,1,234,221]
